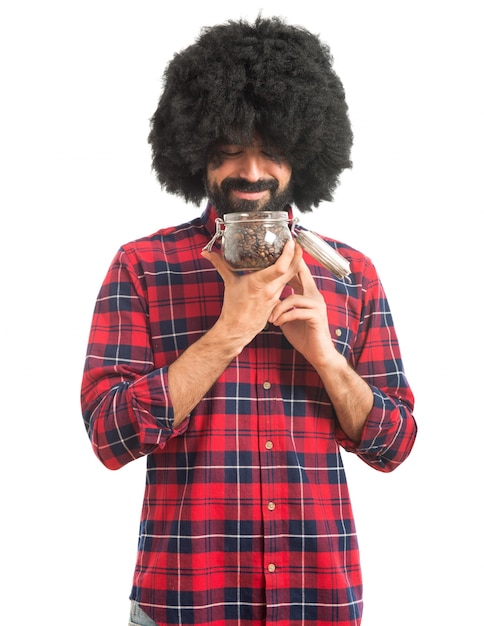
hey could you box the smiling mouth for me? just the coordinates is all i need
[231,189,269,200]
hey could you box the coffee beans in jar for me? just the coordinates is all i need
[221,211,292,270]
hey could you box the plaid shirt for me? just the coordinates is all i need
[81,205,416,625]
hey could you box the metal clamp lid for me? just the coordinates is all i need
[291,221,351,281]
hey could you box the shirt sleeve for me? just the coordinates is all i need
[80,248,189,470]
[335,260,417,472]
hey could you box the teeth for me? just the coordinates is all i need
[295,229,351,280]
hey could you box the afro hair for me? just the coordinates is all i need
[148,16,353,212]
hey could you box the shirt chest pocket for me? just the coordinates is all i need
[329,324,354,360]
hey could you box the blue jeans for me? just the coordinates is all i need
[128,601,157,626]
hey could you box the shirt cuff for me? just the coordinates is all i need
[129,367,190,447]
[336,386,409,468]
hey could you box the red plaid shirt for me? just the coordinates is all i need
[81,205,416,625]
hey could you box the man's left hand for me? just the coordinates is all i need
[269,255,339,370]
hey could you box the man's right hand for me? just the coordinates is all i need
[201,238,303,354]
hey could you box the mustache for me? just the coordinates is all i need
[221,178,279,193]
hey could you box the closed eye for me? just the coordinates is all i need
[262,151,283,162]
[220,149,244,157]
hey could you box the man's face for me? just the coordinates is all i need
[205,140,293,217]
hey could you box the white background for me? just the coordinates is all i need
[1,1,482,624]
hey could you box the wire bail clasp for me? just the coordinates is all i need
[202,218,225,252]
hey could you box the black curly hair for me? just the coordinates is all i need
[148,15,353,212]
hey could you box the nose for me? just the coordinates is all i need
[237,153,266,182]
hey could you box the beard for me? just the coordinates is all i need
[206,176,294,218]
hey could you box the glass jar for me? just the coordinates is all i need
[219,211,292,270]
[203,210,352,279]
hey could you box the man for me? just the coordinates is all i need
[81,16,417,626]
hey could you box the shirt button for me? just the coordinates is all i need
[335,328,342,337]
[265,441,273,450]
[268,563,276,573]
[263,381,271,390]
[268,501,276,511]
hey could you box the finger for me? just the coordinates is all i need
[201,249,234,283]
[269,294,312,324]
[254,238,296,281]
[287,257,318,294]
[271,306,314,327]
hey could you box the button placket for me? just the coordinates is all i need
[256,362,280,583]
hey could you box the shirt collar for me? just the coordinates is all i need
[201,203,219,240]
